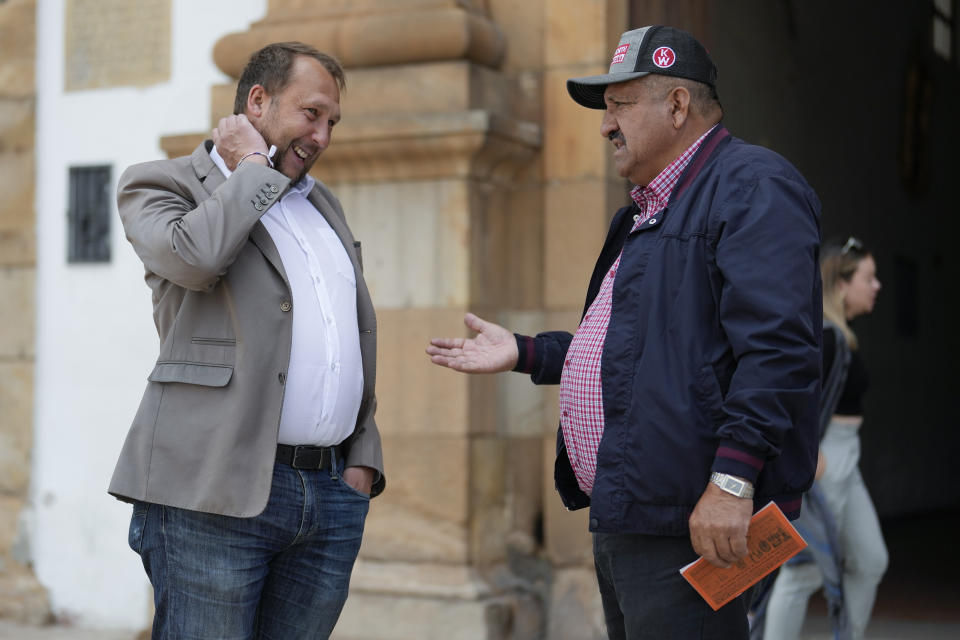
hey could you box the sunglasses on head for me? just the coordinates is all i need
[840,236,863,255]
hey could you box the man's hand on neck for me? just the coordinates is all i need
[212,114,270,171]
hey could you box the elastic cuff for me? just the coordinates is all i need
[512,334,538,374]
[711,442,765,485]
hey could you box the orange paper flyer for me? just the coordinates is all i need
[680,501,807,611]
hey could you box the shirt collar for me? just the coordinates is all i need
[209,145,314,194]
[629,123,719,211]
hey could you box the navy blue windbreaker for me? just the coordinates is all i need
[515,126,822,536]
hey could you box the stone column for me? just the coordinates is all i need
[163,1,547,638]
[539,2,629,638]
[324,67,545,639]
[0,0,50,625]
[161,1,697,636]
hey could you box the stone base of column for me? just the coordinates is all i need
[335,560,542,640]
[0,567,51,625]
[545,568,606,640]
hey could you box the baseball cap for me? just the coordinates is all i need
[567,25,718,110]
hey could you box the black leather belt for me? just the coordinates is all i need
[276,444,339,470]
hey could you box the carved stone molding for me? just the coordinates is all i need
[213,1,505,79]
[319,111,540,183]
[161,110,540,184]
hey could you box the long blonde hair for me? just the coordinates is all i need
[821,236,870,350]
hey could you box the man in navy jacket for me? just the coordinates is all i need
[428,26,821,640]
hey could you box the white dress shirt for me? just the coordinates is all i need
[211,146,363,446]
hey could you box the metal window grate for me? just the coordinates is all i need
[67,165,112,263]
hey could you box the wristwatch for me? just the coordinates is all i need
[709,472,754,499]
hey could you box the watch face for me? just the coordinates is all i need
[711,472,752,498]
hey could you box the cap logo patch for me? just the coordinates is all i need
[652,46,676,68]
[611,43,630,65]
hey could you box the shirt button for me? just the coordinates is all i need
[562,410,568,417]
[590,518,599,529]
[330,362,338,371]
[280,301,292,312]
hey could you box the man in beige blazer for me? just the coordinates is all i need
[110,42,384,639]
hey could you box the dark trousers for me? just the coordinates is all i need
[594,532,751,640]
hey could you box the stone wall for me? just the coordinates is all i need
[0,0,49,624]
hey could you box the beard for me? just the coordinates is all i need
[273,142,309,183]
[257,110,317,183]
[255,132,311,184]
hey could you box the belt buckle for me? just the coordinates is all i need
[291,446,314,469]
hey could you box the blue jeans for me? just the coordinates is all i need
[594,532,751,640]
[128,457,369,639]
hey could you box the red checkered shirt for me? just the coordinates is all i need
[558,126,716,495]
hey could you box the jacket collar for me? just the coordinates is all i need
[672,123,730,202]
[190,141,360,292]
[193,140,225,196]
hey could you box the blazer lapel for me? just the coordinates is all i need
[308,185,376,332]
[250,223,288,285]
[308,187,362,275]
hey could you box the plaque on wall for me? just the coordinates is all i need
[64,0,170,91]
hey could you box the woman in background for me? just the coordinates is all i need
[762,237,888,640]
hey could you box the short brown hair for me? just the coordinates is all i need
[233,42,346,115]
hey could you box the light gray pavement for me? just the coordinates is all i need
[0,620,139,639]
[3,616,960,639]
[801,615,960,639]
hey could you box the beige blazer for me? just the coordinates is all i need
[109,141,384,517]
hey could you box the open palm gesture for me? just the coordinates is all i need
[426,313,518,374]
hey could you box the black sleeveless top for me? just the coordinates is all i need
[823,334,869,415]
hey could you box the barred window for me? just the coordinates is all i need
[67,165,112,263]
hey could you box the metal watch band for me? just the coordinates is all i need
[709,472,755,499]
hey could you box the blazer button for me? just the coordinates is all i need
[280,301,292,312]
[254,203,264,211]
[269,184,279,193]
